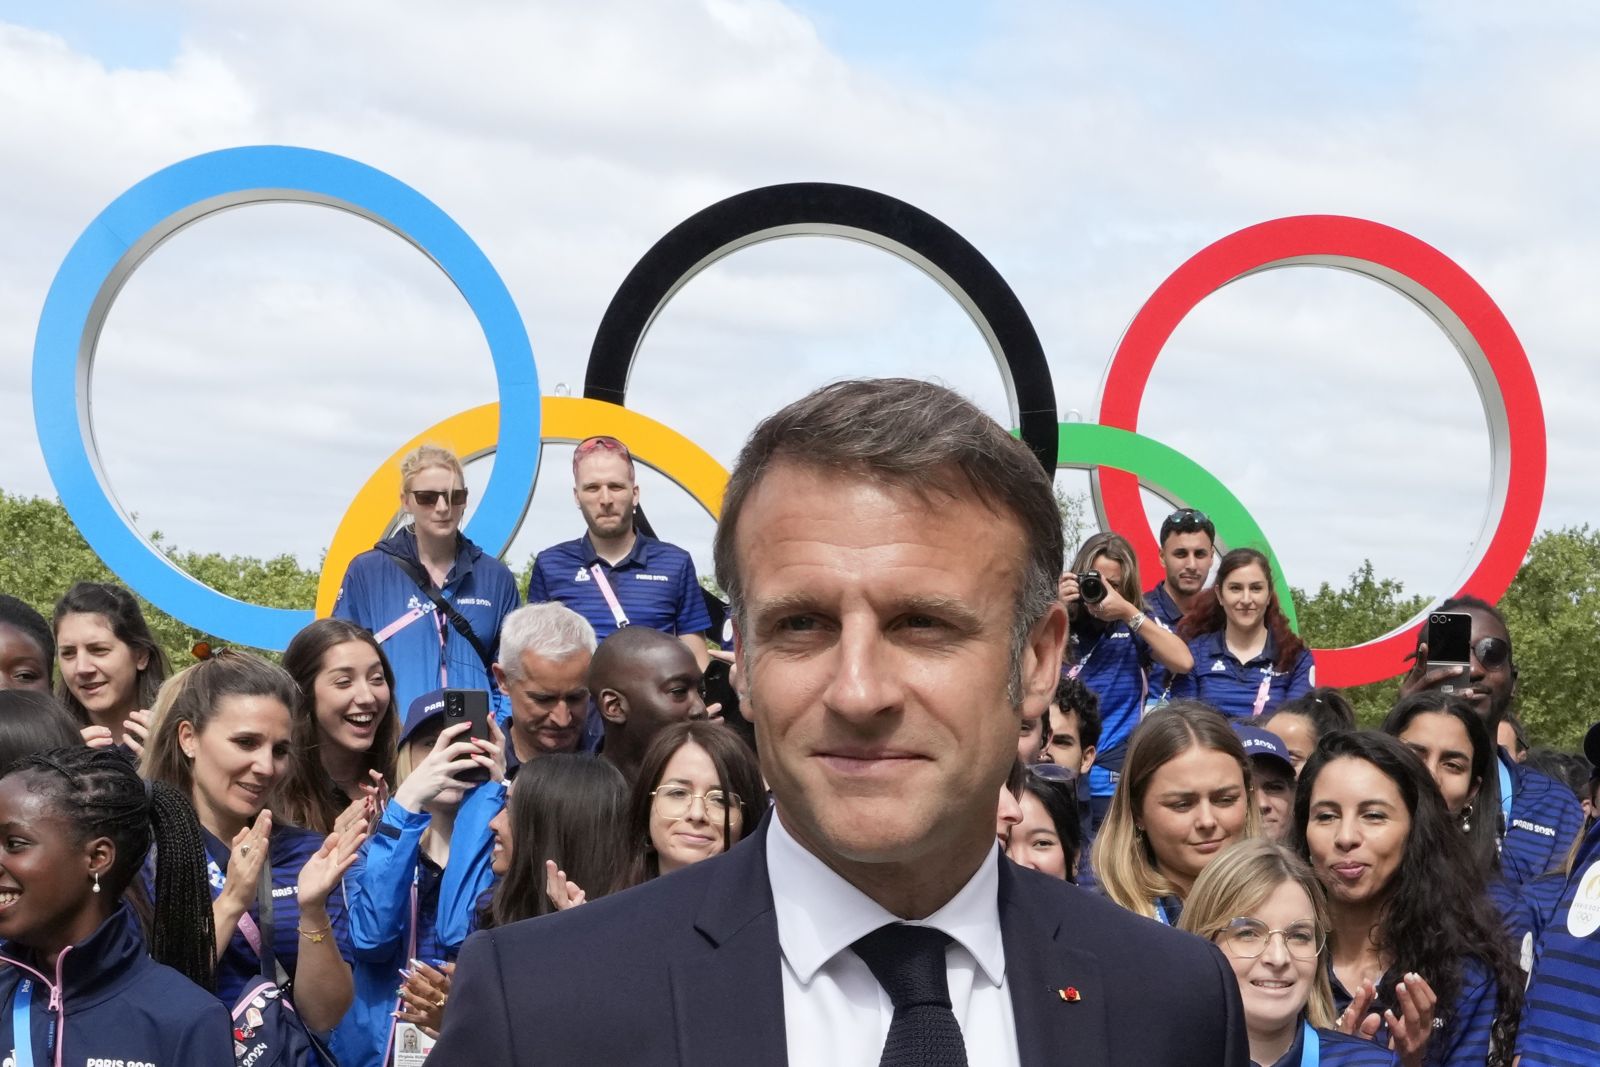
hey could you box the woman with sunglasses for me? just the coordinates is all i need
[626,720,763,883]
[1178,839,1399,1066]
[1292,731,1522,1067]
[333,443,520,714]
[1173,548,1314,720]
[1398,596,1583,888]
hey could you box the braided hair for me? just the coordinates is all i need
[10,747,215,991]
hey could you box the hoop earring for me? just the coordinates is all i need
[1460,804,1474,832]
[92,871,101,894]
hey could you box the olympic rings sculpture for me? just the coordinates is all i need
[31,146,1545,686]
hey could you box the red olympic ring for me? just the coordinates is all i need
[1096,215,1546,687]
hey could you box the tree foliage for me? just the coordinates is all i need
[1292,560,1430,725]
[0,489,316,667]
[1500,526,1600,751]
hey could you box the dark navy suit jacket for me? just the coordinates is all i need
[430,820,1247,1066]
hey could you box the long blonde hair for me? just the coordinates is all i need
[1091,702,1260,918]
[1178,838,1337,1028]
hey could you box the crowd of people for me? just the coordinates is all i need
[0,378,1596,1067]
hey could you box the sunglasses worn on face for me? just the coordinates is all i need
[1474,636,1511,670]
[411,489,468,508]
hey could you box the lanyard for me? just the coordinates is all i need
[1299,1020,1319,1067]
[589,565,631,629]
[1154,898,1174,925]
[1497,756,1514,827]
[12,979,35,1067]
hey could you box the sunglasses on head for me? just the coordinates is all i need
[410,488,469,508]
[573,436,631,460]
[1162,507,1210,530]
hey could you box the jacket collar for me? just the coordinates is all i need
[0,902,148,1009]
[1202,628,1278,668]
[998,863,1113,1067]
[380,527,481,583]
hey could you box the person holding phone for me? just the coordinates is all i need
[333,444,520,714]
[1398,596,1582,886]
[1061,532,1193,830]
[332,688,505,1067]
[1173,548,1314,719]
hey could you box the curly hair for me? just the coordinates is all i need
[1291,730,1522,1066]
[1177,548,1305,674]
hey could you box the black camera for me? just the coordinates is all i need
[1076,571,1107,605]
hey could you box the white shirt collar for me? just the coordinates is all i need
[766,806,1007,988]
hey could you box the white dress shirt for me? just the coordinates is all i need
[767,809,1021,1067]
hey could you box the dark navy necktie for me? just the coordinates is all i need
[851,923,970,1067]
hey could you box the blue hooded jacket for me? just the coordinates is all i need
[0,902,234,1067]
[331,782,505,1067]
[333,528,520,714]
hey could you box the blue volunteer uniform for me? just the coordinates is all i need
[1256,1020,1400,1067]
[0,902,234,1067]
[526,532,711,644]
[334,528,520,713]
[1330,960,1498,1067]
[1143,583,1185,696]
[1068,620,1151,803]
[333,781,505,1067]
[1498,748,1585,886]
[1516,820,1600,1065]
[204,823,356,1011]
[1170,631,1314,719]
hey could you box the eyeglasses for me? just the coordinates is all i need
[651,785,739,819]
[410,488,469,509]
[1474,637,1511,670]
[1214,917,1323,960]
[1029,762,1077,784]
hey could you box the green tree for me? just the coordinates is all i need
[1292,560,1431,724]
[1500,526,1600,751]
[0,489,317,667]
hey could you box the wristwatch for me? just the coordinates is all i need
[1128,611,1146,634]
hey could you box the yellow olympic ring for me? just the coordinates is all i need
[315,396,730,618]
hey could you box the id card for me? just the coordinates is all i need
[393,1021,436,1065]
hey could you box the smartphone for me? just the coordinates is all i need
[1426,611,1473,694]
[443,688,492,784]
[701,658,739,721]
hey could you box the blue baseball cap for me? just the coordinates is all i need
[1232,723,1294,777]
[399,689,448,747]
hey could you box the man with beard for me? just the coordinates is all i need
[1400,595,1583,884]
[1144,508,1214,696]
[526,436,712,671]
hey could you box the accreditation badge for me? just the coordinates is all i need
[393,1021,436,1065]
[1567,860,1600,938]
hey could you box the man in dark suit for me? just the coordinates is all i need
[432,378,1247,1066]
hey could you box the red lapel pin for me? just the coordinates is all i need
[1057,987,1081,1002]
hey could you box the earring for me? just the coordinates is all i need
[1460,804,1474,833]
[92,872,101,894]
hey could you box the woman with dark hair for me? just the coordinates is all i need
[279,617,401,834]
[1092,702,1259,923]
[483,754,631,927]
[1174,548,1314,719]
[1179,838,1399,1066]
[1262,687,1358,775]
[0,689,83,770]
[140,650,365,1034]
[1292,731,1522,1067]
[52,581,168,750]
[1061,532,1194,826]
[626,720,764,884]
[0,746,233,1063]
[1382,693,1499,875]
[0,594,53,692]
[1005,764,1084,882]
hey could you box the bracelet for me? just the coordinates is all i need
[297,924,332,943]
[1127,611,1146,634]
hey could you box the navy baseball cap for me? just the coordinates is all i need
[399,689,448,747]
[1232,723,1294,777]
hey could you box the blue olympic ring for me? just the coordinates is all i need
[31,146,540,648]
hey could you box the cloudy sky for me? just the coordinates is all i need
[1,1,1594,636]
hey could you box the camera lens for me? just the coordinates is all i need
[1079,572,1107,605]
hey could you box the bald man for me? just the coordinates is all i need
[590,626,710,782]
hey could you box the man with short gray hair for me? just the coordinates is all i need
[491,601,597,766]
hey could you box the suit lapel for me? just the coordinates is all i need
[670,817,788,1067]
[1000,863,1113,1067]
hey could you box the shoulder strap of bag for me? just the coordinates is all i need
[256,854,290,987]
[389,554,494,672]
